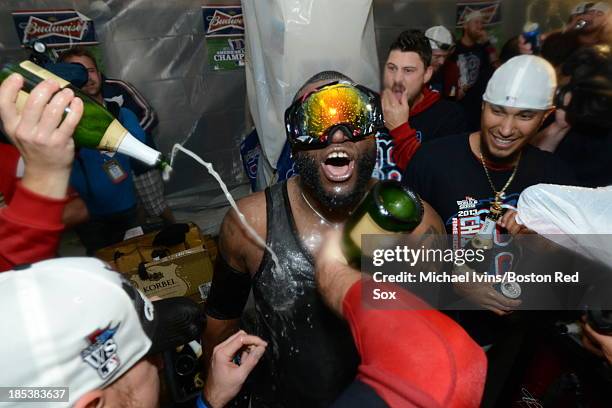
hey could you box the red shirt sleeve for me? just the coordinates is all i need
[443,61,461,99]
[389,123,421,171]
[0,144,21,204]
[0,182,68,271]
[342,279,487,408]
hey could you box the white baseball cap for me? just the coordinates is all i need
[425,26,454,50]
[483,55,557,110]
[0,257,202,407]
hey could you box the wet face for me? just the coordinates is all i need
[383,50,433,106]
[431,49,450,72]
[63,54,102,98]
[480,102,550,164]
[294,128,376,211]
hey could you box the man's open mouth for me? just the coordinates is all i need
[491,134,518,150]
[321,149,355,182]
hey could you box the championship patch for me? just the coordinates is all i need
[81,324,121,379]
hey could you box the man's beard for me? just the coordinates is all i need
[294,146,377,212]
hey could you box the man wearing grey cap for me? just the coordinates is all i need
[454,10,498,131]
[578,2,611,45]
[425,25,460,99]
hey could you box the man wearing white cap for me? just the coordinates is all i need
[403,55,576,406]
[0,257,267,407]
[425,25,461,99]
[455,9,499,131]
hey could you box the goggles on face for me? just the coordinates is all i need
[284,81,384,149]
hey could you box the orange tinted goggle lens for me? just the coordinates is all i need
[301,84,371,140]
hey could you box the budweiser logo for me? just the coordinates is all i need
[23,16,88,42]
[206,10,244,34]
[458,4,500,25]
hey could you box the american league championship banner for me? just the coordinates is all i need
[202,5,245,71]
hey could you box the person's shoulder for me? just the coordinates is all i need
[218,188,267,263]
[524,144,576,180]
[222,189,267,237]
[524,143,566,164]
[424,132,470,153]
[118,107,139,123]
[409,132,470,170]
[235,189,267,217]
[103,77,132,91]
[431,98,465,116]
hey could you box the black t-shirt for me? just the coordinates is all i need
[404,133,576,235]
[555,124,612,188]
[411,99,467,144]
[403,133,576,344]
[453,42,494,132]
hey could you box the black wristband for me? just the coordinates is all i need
[205,254,251,320]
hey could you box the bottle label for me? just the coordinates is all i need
[99,119,128,151]
[349,212,393,250]
[19,61,70,89]
[15,90,29,113]
[480,217,497,236]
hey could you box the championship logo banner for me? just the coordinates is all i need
[12,9,98,48]
[455,0,502,27]
[202,5,245,70]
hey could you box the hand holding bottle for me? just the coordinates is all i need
[315,230,362,316]
[453,278,522,316]
[0,74,83,199]
[203,330,267,408]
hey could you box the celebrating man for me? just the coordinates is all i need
[403,55,576,407]
[203,71,444,407]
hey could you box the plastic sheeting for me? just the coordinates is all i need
[0,0,582,230]
[243,0,380,172]
[516,184,612,267]
[1,0,250,201]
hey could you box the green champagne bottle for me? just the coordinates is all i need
[342,180,424,267]
[0,61,170,172]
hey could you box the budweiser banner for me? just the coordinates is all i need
[12,9,98,48]
[455,0,503,51]
[455,0,502,27]
[202,5,245,70]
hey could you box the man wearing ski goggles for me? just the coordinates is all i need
[284,78,382,213]
[285,81,385,149]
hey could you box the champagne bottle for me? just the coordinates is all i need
[0,61,171,173]
[342,180,424,267]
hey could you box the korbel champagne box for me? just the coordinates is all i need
[95,223,217,302]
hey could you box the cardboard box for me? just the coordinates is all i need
[128,247,214,303]
[94,223,217,303]
[95,223,205,274]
